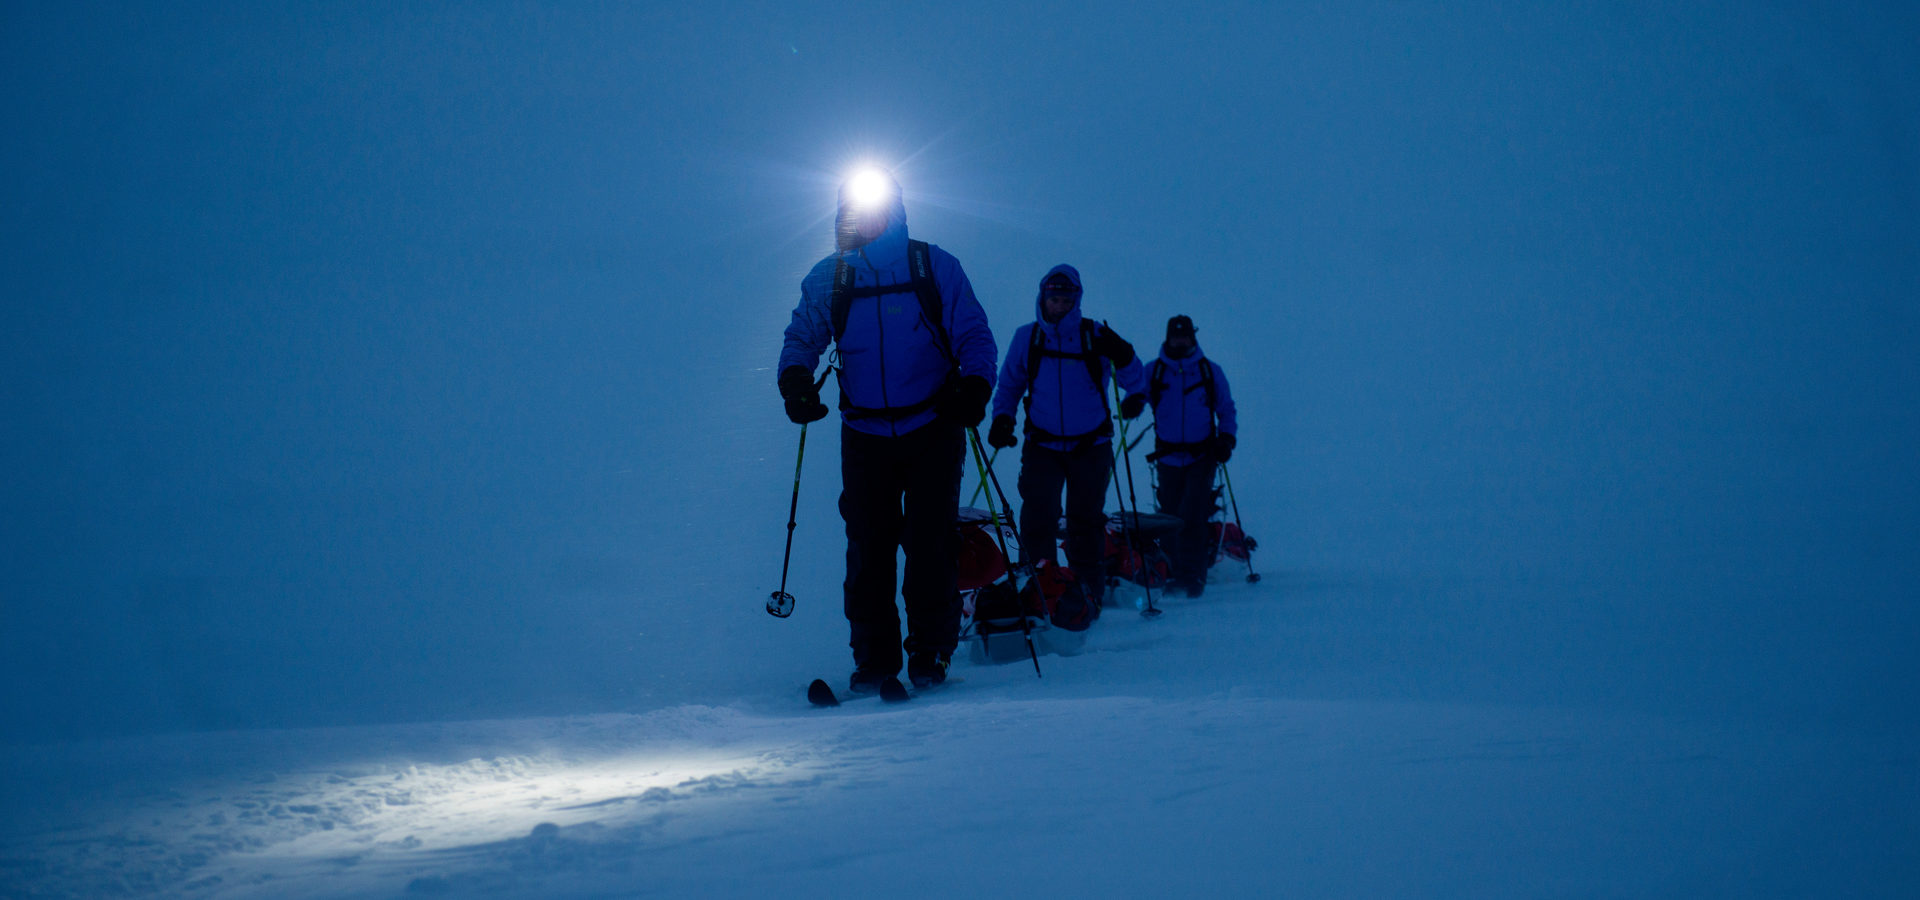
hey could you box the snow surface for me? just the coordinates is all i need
[4,1,1918,897]
[6,576,1914,898]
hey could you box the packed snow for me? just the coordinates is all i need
[9,567,1913,897]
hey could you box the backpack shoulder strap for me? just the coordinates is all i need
[1024,321,1109,408]
[829,258,853,339]
[1024,322,1046,400]
[1149,359,1168,407]
[906,240,951,363]
[1082,321,1109,411]
[829,241,950,364]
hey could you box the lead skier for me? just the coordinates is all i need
[777,169,998,696]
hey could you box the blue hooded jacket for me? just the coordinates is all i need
[779,177,997,437]
[991,264,1147,451]
[1147,340,1237,468]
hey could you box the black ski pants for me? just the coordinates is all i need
[1017,440,1112,600]
[840,420,965,676]
[1155,459,1218,585]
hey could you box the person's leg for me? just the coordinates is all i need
[840,426,906,679]
[1016,444,1067,567]
[1062,443,1113,604]
[1170,460,1218,590]
[900,420,965,682]
[1155,460,1191,588]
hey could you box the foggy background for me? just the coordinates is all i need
[3,1,1915,743]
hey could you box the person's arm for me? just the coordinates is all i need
[778,268,833,376]
[992,324,1031,421]
[1112,333,1149,397]
[936,252,998,383]
[1212,361,1237,436]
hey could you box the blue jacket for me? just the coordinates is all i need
[779,190,997,437]
[992,265,1147,451]
[1147,342,1237,468]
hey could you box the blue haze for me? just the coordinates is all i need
[2,2,1915,743]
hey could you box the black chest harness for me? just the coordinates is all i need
[828,240,957,421]
[1022,319,1113,447]
[1145,357,1218,461]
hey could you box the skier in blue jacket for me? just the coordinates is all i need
[986,265,1147,625]
[778,169,998,694]
[1145,315,1238,597]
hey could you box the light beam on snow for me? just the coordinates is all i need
[212,747,778,874]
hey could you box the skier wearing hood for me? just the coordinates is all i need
[777,169,999,695]
[1145,315,1238,597]
[987,266,1147,626]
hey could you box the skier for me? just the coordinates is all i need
[986,266,1147,627]
[1144,315,1238,597]
[777,169,998,696]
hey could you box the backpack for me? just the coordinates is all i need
[1148,357,1217,412]
[827,240,957,419]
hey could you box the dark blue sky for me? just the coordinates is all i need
[3,1,1915,741]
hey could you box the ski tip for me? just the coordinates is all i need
[806,678,840,707]
[878,676,911,703]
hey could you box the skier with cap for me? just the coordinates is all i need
[1144,314,1238,597]
[986,265,1147,628]
[777,168,998,696]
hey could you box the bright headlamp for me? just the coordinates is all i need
[844,168,893,210]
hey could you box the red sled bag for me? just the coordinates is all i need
[956,522,1010,591]
[1102,528,1171,588]
[1026,560,1095,632]
[1209,522,1257,562]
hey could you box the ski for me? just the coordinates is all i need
[805,676,956,708]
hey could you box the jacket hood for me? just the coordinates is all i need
[1033,263,1084,327]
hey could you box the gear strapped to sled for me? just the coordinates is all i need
[827,240,957,421]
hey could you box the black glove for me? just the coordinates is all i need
[1212,432,1236,463]
[939,375,993,427]
[778,366,829,425]
[1119,392,1147,420]
[1091,326,1136,367]
[987,414,1018,449]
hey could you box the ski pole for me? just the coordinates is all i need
[1219,462,1260,583]
[767,423,810,618]
[966,448,999,508]
[968,427,1040,677]
[972,428,1026,558]
[1112,383,1160,618]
